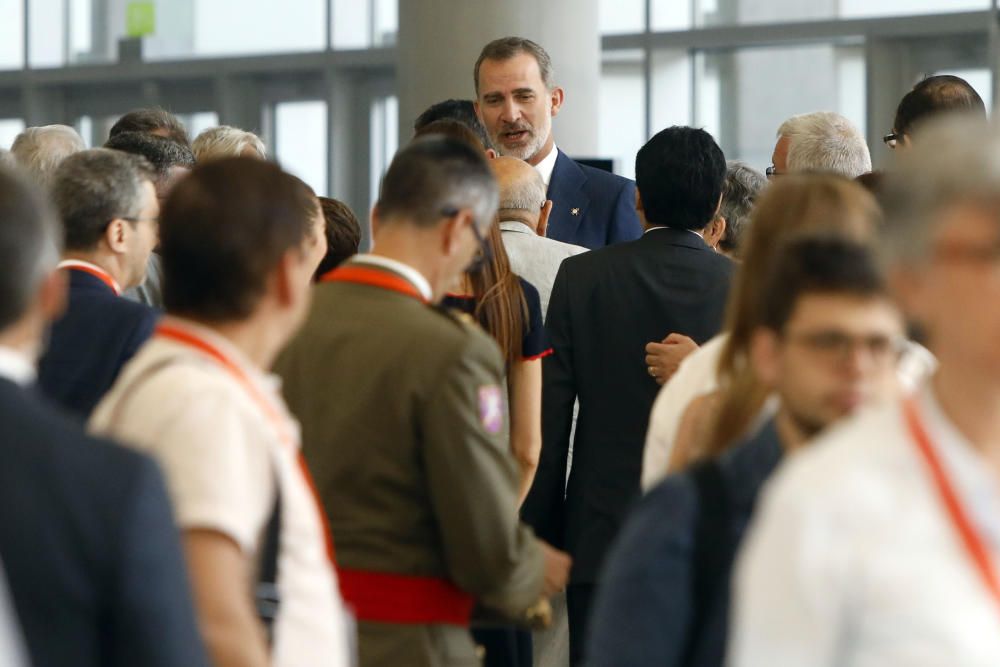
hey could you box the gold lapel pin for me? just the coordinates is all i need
[571,208,580,216]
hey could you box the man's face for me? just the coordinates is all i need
[754,293,903,437]
[124,180,160,289]
[897,203,1000,377]
[475,53,562,164]
[770,135,791,177]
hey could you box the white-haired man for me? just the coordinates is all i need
[9,125,86,189]
[729,116,1000,666]
[768,111,871,178]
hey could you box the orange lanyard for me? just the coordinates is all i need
[59,262,121,296]
[155,322,337,565]
[903,397,1000,613]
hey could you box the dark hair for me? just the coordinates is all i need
[414,100,491,149]
[160,158,318,322]
[760,234,886,333]
[718,161,767,257]
[314,197,362,280]
[52,149,155,251]
[377,137,498,231]
[893,75,986,137]
[109,107,190,146]
[635,126,727,231]
[474,37,553,94]
[466,217,527,365]
[0,166,61,329]
[104,131,195,184]
[413,119,485,152]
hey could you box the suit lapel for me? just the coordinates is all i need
[545,150,590,244]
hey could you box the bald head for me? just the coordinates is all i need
[491,156,549,233]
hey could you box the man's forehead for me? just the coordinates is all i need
[787,293,898,329]
[478,55,545,91]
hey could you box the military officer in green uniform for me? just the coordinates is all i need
[276,137,572,667]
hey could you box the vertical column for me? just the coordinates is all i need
[395,0,600,156]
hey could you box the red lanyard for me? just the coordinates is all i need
[903,397,1000,613]
[155,322,337,565]
[320,264,427,302]
[59,261,121,296]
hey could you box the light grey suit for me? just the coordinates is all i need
[499,221,587,321]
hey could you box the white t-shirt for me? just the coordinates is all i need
[728,387,1000,667]
[90,320,352,667]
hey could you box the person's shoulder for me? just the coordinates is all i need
[613,472,701,565]
[430,304,504,362]
[572,157,635,191]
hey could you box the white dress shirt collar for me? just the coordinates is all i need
[533,144,559,188]
[0,346,36,386]
[644,225,704,239]
[350,254,434,302]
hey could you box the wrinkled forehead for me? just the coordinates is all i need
[478,54,547,96]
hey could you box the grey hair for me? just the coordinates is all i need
[498,167,546,212]
[0,148,16,170]
[777,112,872,178]
[475,37,554,94]
[10,125,86,189]
[52,148,155,251]
[192,125,267,163]
[719,161,767,256]
[879,114,1000,266]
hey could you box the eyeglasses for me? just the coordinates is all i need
[883,132,902,149]
[765,165,781,178]
[783,329,903,368]
[440,206,492,272]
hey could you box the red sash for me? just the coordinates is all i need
[320,264,427,302]
[904,397,1000,615]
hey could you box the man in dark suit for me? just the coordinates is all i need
[474,37,642,250]
[522,126,734,665]
[37,148,160,418]
[0,164,207,667]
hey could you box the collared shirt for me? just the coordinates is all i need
[534,143,559,187]
[351,254,433,302]
[644,225,704,239]
[57,259,122,295]
[0,346,35,386]
[728,385,1000,667]
[89,318,352,667]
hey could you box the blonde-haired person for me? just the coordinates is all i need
[641,174,935,488]
[192,125,266,162]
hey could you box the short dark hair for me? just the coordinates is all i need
[0,166,61,330]
[414,100,491,149]
[718,161,767,256]
[104,131,195,185]
[893,75,986,137]
[377,137,498,231]
[413,119,486,152]
[760,234,886,332]
[314,197,362,280]
[474,37,553,95]
[52,149,155,251]
[160,158,318,323]
[635,126,727,231]
[109,107,190,146]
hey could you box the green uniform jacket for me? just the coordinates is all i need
[275,262,545,667]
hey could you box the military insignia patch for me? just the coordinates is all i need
[478,385,503,434]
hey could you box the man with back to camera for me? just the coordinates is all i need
[884,74,986,150]
[522,125,734,665]
[474,37,642,250]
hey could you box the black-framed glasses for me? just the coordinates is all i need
[883,132,902,149]
[765,165,780,178]
[441,206,492,272]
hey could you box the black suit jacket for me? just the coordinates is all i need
[523,228,734,582]
[0,377,207,667]
[545,150,643,250]
[38,269,158,419]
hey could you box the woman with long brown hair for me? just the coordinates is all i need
[443,215,550,504]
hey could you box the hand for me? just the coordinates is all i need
[539,541,572,597]
[645,333,699,385]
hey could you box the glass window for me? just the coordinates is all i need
[0,0,25,70]
[599,50,646,178]
[29,0,67,68]
[599,0,645,34]
[275,101,328,197]
[0,119,26,150]
[937,67,992,111]
[333,0,397,49]
[184,112,220,142]
[651,49,693,134]
[192,0,326,57]
[369,95,398,205]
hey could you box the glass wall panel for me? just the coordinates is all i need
[599,0,645,34]
[369,94,398,205]
[275,101,328,197]
[599,50,646,178]
[0,119,26,150]
[29,0,67,68]
[192,0,325,57]
[0,0,25,70]
[333,0,397,49]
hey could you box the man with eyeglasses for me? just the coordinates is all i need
[275,136,571,667]
[883,74,986,151]
[729,116,1000,666]
[766,111,871,179]
[37,148,160,419]
[586,234,902,667]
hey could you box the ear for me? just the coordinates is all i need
[485,148,498,160]
[38,269,67,323]
[549,87,565,118]
[369,204,382,243]
[105,218,130,254]
[537,200,553,237]
[441,211,472,257]
[749,327,782,389]
[703,216,727,251]
[272,251,297,308]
